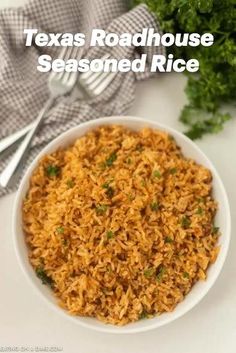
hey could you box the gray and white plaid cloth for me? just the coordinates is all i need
[0,0,165,197]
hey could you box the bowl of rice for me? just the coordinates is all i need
[13,116,231,334]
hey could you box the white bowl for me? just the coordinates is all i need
[13,116,231,334]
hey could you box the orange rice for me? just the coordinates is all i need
[22,125,220,325]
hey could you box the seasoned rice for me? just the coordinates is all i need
[22,125,220,325]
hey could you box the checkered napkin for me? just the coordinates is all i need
[0,0,165,197]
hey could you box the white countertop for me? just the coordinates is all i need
[0,1,236,352]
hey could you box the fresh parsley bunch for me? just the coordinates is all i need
[132,0,236,139]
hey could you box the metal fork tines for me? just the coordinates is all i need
[0,52,117,188]
[79,53,117,97]
[0,46,79,188]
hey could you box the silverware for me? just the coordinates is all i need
[0,53,117,188]
[0,54,116,155]
[0,46,79,188]
[0,122,35,155]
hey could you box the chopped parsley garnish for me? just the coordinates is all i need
[150,201,160,211]
[102,182,110,189]
[139,310,148,320]
[102,181,115,198]
[169,167,177,174]
[153,170,161,179]
[36,266,54,288]
[66,179,75,188]
[106,152,117,167]
[196,207,203,215]
[144,268,155,278]
[56,226,64,234]
[96,204,108,215]
[128,193,134,201]
[127,158,132,164]
[156,266,166,283]
[46,165,60,177]
[106,186,115,198]
[62,239,68,246]
[106,230,114,239]
[132,0,235,139]
[181,216,191,229]
[164,236,173,244]
[212,226,220,235]
[183,271,190,279]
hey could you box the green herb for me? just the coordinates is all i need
[46,165,60,177]
[62,238,68,246]
[196,207,203,215]
[153,170,161,179]
[212,226,220,235]
[139,310,148,320]
[66,179,75,188]
[144,268,154,278]
[96,204,108,215]
[106,230,114,239]
[127,158,132,164]
[156,266,166,283]
[106,186,115,198]
[164,236,173,244]
[127,193,135,201]
[101,181,115,198]
[150,201,159,211]
[169,168,177,175]
[36,266,54,288]
[183,271,190,279]
[132,0,236,139]
[181,216,191,229]
[56,226,64,234]
[106,152,117,167]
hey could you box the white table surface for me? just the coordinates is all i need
[1,1,236,352]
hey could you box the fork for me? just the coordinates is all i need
[0,53,116,155]
[0,52,117,188]
[0,46,79,188]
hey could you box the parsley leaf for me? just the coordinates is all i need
[36,266,54,288]
[169,167,177,174]
[183,271,190,279]
[144,267,155,278]
[139,310,148,320]
[164,236,173,244]
[46,165,60,177]
[156,266,166,283]
[66,179,75,188]
[181,216,191,229]
[150,201,160,211]
[56,226,64,234]
[132,0,235,139]
[153,170,161,179]
[96,204,108,215]
[106,230,114,239]
[106,152,117,167]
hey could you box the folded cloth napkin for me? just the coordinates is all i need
[0,0,165,197]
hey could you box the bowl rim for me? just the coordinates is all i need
[12,115,231,334]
